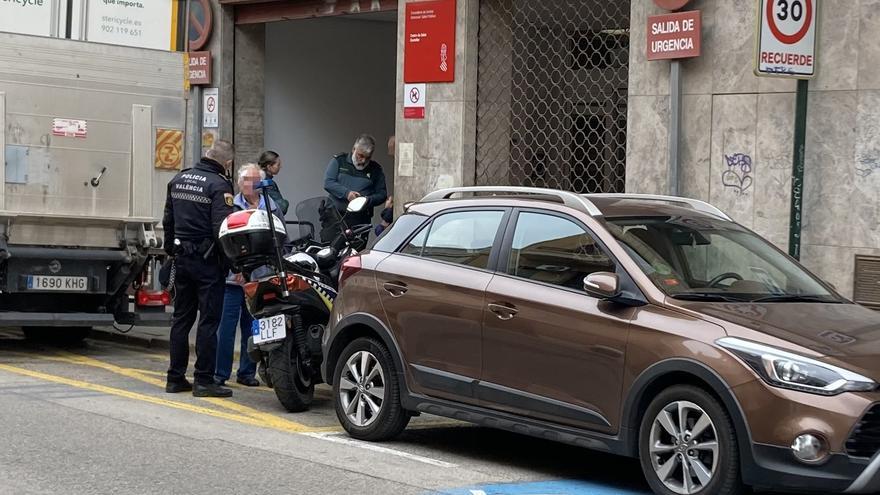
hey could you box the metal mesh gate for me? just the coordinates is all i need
[476,0,630,193]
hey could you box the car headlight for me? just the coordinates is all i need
[717,337,877,396]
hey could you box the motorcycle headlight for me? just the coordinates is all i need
[717,337,877,396]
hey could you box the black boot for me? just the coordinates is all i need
[192,382,233,398]
[165,379,193,393]
[236,376,260,387]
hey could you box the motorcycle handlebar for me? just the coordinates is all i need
[330,223,371,253]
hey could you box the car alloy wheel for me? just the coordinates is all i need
[649,400,719,494]
[338,350,386,427]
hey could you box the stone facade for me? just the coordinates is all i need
[626,0,880,297]
[392,0,480,215]
[221,0,878,298]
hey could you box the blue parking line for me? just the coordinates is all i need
[428,479,651,495]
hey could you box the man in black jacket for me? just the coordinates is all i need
[162,140,235,397]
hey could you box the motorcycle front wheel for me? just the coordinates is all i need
[267,335,315,412]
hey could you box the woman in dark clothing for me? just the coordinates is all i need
[258,150,290,216]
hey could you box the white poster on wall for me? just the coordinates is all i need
[202,87,219,128]
[85,0,174,50]
[0,0,57,37]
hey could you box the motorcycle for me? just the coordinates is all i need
[218,185,371,412]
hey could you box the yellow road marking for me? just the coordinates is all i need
[51,351,338,433]
[200,397,340,433]
[3,349,465,434]
[0,363,300,431]
[56,351,166,387]
[130,368,165,377]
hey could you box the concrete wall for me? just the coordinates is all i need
[263,17,397,218]
[626,0,880,297]
[234,23,265,166]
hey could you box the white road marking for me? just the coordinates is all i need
[304,431,458,468]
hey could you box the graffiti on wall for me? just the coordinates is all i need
[721,153,753,195]
[855,156,880,178]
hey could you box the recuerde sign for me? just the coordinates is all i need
[755,0,817,78]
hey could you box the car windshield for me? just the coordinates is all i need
[606,216,840,303]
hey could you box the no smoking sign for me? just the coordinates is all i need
[403,83,426,119]
[756,0,818,78]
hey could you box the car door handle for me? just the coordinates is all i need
[383,282,408,297]
[488,303,518,320]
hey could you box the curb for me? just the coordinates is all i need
[88,327,173,351]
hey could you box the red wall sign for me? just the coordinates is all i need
[188,51,212,85]
[647,10,701,61]
[404,0,456,83]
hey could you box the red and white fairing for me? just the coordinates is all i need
[219,209,287,238]
[218,209,288,262]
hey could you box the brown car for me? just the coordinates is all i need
[321,186,880,495]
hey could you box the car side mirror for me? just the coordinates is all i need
[347,196,368,213]
[583,272,620,300]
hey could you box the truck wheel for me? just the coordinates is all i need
[22,326,90,346]
[333,337,410,442]
[267,336,314,412]
[639,385,743,495]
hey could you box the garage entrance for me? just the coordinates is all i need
[260,8,398,221]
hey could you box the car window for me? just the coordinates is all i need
[372,213,428,252]
[400,223,429,256]
[401,210,505,269]
[606,217,837,301]
[507,212,614,291]
[679,233,787,290]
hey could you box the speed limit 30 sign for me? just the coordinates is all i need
[756,0,818,78]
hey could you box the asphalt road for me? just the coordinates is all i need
[0,330,648,495]
[0,328,801,495]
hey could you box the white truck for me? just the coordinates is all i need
[0,32,185,341]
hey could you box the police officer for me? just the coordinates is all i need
[162,139,235,397]
[321,134,387,242]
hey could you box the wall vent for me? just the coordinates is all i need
[854,255,880,310]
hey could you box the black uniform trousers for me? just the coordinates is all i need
[167,253,226,385]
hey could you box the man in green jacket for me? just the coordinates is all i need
[321,134,387,241]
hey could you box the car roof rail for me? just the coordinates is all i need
[584,193,732,221]
[421,186,604,217]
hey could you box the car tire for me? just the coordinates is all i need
[267,336,314,412]
[333,337,410,442]
[638,385,743,495]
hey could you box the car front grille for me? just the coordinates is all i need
[847,404,880,458]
